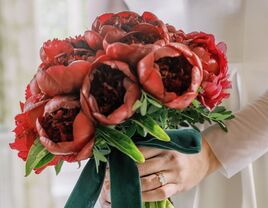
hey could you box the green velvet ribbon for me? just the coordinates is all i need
[65,128,202,208]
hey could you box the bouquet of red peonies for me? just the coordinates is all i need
[9,11,233,208]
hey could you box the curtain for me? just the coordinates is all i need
[0,0,90,207]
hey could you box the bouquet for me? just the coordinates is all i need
[9,11,233,208]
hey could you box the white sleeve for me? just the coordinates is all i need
[204,91,268,178]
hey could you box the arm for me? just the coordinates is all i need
[204,90,268,177]
[99,139,219,207]
[100,92,268,205]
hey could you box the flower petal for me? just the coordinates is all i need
[106,42,159,65]
[84,30,103,50]
[36,60,90,96]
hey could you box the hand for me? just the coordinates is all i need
[99,138,220,207]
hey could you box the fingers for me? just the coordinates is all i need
[142,183,179,202]
[102,177,111,203]
[99,199,111,208]
[140,171,174,192]
[99,169,111,208]
[138,146,163,159]
[137,155,169,177]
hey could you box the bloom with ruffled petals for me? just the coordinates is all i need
[87,11,169,64]
[81,55,141,125]
[92,11,169,41]
[37,95,95,161]
[36,60,90,96]
[138,43,203,109]
[35,36,101,97]
[186,32,231,109]
[66,35,98,62]
[9,93,55,173]
[40,39,74,65]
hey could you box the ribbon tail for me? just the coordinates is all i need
[135,129,202,154]
[65,159,107,208]
[109,148,142,208]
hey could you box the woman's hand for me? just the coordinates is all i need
[99,138,220,206]
[137,138,220,201]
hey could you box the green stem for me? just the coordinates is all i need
[142,199,174,208]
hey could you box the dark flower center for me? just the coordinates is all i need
[120,32,160,44]
[90,64,126,116]
[155,56,193,95]
[54,40,95,66]
[107,15,143,32]
[40,108,80,143]
[71,40,96,60]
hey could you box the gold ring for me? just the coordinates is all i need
[156,172,167,186]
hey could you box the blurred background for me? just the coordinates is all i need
[0,0,267,208]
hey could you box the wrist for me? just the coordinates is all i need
[202,137,220,176]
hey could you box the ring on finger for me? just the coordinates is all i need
[156,172,167,187]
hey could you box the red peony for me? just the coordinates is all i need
[185,32,231,109]
[92,11,168,37]
[86,11,170,64]
[37,95,95,161]
[32,36,99,97]
[9,93,61,173]
[138,43,203,109]
[81,55,141,125]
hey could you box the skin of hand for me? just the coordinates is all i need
[99,138,220,206]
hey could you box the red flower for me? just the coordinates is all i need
[81,55,141,125]
[84,31,104,51]
[168,27,186,44]
[138,43,203,109]
[66,35,98,62]
[92,11,143,33]
[34,36,102,97]
[186,32,231,109]
[106,42,160,66]
[35,60,90,97]
[37,95,95,161]
[9,93,54,173]
[92,11,169,40]
[86,11,169,64]
[40,39,74,65]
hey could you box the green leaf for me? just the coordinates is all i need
[191,99,200,108]
[147,98,162,108]
[210,113,233,120]
[140,98,147,116]
[34,153,55,169]
[212,106,226,113]
[132,100,143,111]
[125,124,137,137]
[226,115,235,120]
[217,121,228,132]
[132,115,170,141]
[160,110,168,128]
[147,105,160,114]
[93,149,108,163]
[55,160,64,175]
[93,148,108,173]
[77,161,82,169]
[97,126,145,163]
[136,125,147,137]
[25,139,53,176]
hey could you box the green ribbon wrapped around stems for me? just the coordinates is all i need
[65,128,202,208]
